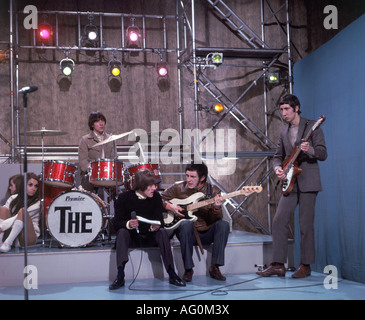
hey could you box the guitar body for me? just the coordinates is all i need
[163,192,205,230]
[163,186,263,230]
[281,151,302,195]
[280,115,326,195]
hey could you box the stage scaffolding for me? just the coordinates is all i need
[6,0,293,234]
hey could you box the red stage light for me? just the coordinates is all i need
[39,28,50,39]
[126,26,140,43]
[156,62,168,77]
[37,23,52,45]
[158,66,168,77]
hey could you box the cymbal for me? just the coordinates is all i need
[25,129,68,136]
[93,131,133,147]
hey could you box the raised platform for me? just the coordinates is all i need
[0,231,294,287]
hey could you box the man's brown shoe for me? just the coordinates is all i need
[209,265,226,281]
[291,264,311,278]
[183,269,194,282]
[256,263,286,277]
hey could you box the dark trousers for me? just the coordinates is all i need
[175,219,230,270]
[272,191,317,265]
[115,228,174,272]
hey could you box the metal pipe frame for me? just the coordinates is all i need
[7,0,292,235]
[177,0,292,234]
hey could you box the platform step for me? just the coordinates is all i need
[0,231,294,287]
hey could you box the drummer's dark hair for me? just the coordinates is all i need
[133,170,157,192]
[88,111,106,130]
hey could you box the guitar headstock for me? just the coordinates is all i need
[312,115,326,131]
[241,185,263,195]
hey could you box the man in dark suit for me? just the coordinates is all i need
[257,94,327,278]
[109,170,185,290]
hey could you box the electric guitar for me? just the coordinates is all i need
[164,186,263,230]
[281,115,326,195]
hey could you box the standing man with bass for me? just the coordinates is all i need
[257,94,327,278]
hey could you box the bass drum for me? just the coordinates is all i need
[47,190,107,247]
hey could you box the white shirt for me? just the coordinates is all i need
[1,194,41,237]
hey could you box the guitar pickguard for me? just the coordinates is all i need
[164,207,198,230]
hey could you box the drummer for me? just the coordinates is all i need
[78,111,115,194]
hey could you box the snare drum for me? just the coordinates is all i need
[124,163,161,190]
[89,159,124,187]
[47,190,107,247]
[43,160,77,188]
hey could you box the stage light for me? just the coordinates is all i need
[268,72,280,84]
[108,58,122,77]
[37,23,53,45]
[59,58,75,76]
[212,53,223,64]
[127,26,140,43]
[126,25,141,50]
[84,15,99,42]
[0,50,9,62]
[156,62,168,77]
[206,52,223,66]
[85,25,98,41]
[108,56,122,92]
[213,103,224,113]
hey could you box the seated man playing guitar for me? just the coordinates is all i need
[161,162,229,282]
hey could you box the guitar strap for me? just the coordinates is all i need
[192,182,213,255]
[193,224,204,255]
[206,182,213,199]
[297,120,310,164]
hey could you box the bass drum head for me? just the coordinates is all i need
[47,191,103,247]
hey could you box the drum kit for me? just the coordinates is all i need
[27,128,162,248]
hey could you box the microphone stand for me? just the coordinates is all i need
[22,92,29,301]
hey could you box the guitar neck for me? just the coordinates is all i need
[187,187,262,211]
[289,116,325,166]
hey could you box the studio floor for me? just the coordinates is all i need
[1,230,365,301]
[1,272,365,301]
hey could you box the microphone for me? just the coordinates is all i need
[19,86,38,94]
[130,211,139,234]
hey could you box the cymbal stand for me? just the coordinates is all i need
[40,131,46,247]
[21,92,29,300]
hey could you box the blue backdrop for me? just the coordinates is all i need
[293,14,365,283]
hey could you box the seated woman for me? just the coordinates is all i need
[0,172,41,253]
[6,174,23,199]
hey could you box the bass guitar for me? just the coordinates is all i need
[281,115,326,195]
[164,186,262,230]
